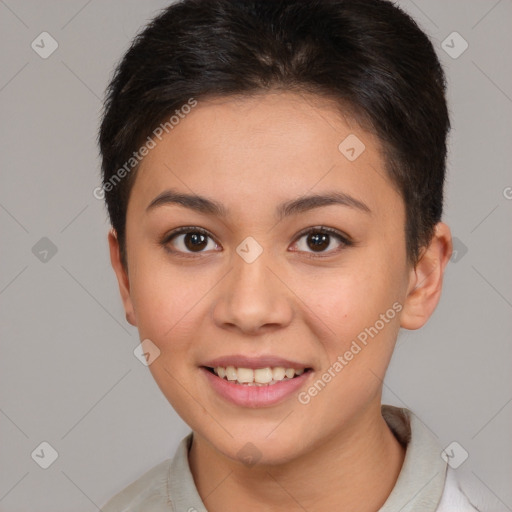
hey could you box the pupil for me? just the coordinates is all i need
[185,233,207,251]
[308,233,329,251]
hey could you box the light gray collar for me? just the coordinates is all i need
[378,405,447,511]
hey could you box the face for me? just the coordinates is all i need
[110,91,434,465]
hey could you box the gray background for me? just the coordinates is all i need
[0,0,511,510]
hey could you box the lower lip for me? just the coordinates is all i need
[201,367,311,408]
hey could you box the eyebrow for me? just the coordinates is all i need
[146,188,371,219]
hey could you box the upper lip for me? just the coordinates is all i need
[202,355,311,370]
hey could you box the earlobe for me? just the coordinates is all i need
[400,222,453,330]
[108,229,137,327]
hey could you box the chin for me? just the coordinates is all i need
[206,425,310,467]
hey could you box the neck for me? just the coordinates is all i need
[189,400,405,512]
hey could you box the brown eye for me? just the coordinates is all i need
[162,227,219,255]
[291,227,351,256]
[183,232,208,251]
[306,232,330,252]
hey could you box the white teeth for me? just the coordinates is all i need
[254,367,273,384]
[272,367,286,380]
[211,365,307,385]
[237,368,254,383]
[225,366,237,381]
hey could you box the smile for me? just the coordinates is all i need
[207,366,309,386]
[201,363,313,408]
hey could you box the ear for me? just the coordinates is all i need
[400,222,453,330]
[108,229,137,326]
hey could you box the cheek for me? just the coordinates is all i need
[299,259,403,360]
[128,249,209,346]
[304,265,396,323]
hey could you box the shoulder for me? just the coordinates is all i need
[101,432,208,512]
[436,467,480,512]
[379,406,483,512]
[100,458,172,512]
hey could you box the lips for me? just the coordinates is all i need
[200,355,313,408]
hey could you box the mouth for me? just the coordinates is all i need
[203,365,312,386]
[200,360,313,408]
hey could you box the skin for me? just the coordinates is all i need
[108,91,452,511]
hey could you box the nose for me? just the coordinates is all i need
[211,248,294,335]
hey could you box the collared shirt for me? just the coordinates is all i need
[101,405,479,511]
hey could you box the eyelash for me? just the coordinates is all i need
[160,225,353,259]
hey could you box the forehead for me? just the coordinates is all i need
[130,91,402,222]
